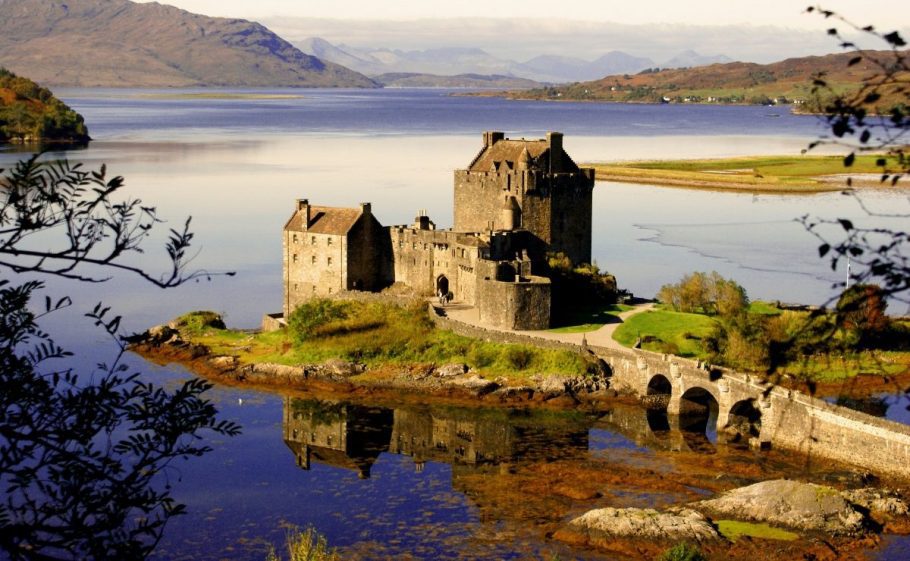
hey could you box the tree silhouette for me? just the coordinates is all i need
[802,6,908,306]
[0,155,240,561]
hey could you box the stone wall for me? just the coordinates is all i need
[429,305,578,352]
[475,275,551,330]
[283,230,348,317]
[346,210,392,292]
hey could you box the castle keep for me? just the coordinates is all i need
[282,131,595,330]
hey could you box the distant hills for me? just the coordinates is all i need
[0,0,377,88]
[298,37,731,83]
[374,73,541,89]
[0,68,89,144]
[502,50,904,106]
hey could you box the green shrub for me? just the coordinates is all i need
[172,310,226,333]
[468,345,498,368]
[503,346,534,370]
[287,299,349,342]
[657,542,707,561]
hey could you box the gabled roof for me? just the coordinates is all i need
[285,205,363,235]
[468,138,580,173]
[470,139,548,172]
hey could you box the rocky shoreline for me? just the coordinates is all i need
[132,317,910,559]
[132,321,614,407]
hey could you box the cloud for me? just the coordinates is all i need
[262,17,889,64]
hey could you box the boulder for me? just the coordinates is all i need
[841,488,909,518]
[448,374,499,396]
[210,355,238,370]
[697,479,867,535]
[323,358,364,378]
[561,507,720,544]
[436,363,468,378]
[146,324,179,344]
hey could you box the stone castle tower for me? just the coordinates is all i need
[277,131,598,331]
[454,131,595,266]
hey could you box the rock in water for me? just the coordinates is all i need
[698,479,866,535]
[560,507,720,544]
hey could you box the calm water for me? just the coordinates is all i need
[2,89,909,560]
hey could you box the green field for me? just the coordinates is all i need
[612,309,718,357]
[548,303,634,333]
[584,154,899,193]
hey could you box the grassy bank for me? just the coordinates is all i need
[176,302,590,385]
[584,154,899,193]
[611,303,910,381]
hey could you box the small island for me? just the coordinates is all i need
[0,68,90,145]
[583,154,903,193]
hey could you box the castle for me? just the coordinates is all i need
[281,131,595,330]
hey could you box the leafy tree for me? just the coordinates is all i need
[657,271,748,319]
[836,283,889,346]
[0,68,89,144]
[0,155,240,561]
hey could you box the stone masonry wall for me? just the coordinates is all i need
[474,275,551,330]
[284,230,347,318]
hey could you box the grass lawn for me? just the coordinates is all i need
[748,300,783,316]
[584,154,898,193]
[612,309,718,358]
[549,303,634,333]
[777,350,910,382]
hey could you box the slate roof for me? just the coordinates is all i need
[285,205,362,234]
[468,138,580,173]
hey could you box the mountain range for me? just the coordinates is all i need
[298,37,731,83]
[504,50,901,106]
[0,0,377,88]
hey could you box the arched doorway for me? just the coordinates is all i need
[436,274,449,298]
[724,399,762,445]
[679,387,719,453]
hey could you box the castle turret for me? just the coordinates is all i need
[501,195,521,231]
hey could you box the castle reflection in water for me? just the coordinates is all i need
[282,397,592,479]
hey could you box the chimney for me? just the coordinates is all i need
[297,198,310,230]
[360,202,371,216]
[483,130,505,147]
[547,132,563,173]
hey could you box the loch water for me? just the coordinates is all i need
[2,88,909,560]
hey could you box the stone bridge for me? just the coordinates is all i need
[429,306,910,480]
[591,344,910,479]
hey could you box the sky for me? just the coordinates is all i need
[134,0,910,63]
[135,1,907,28]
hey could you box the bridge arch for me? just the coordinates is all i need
[643,374,672,411]
[724,398,762,444]
[678,386,719,452]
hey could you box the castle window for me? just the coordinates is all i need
[292,234,298,244]
[311,236,316,245]
[293,283,298,291]
[292,254,298,263]
[311,255,316,264]
[327,237,333,246]
[327,257,333,266]
[312,286,316,293]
